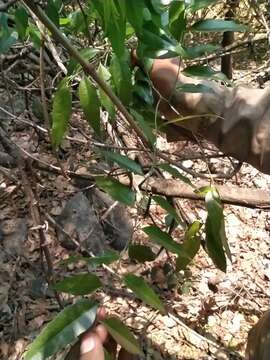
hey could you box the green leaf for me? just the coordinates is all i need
[152,196,183,225]
[96,176,136,206]
[192,19,248,32]
[125,0,145,35]
[97,64,115,118]
[124,274,165,313]
[205,216,226,272]
[0,31,17,54]
[194,185,213,197]
[98,149,143,175]
[187,0,220,12]
[51,79,72,149]
[133,70,154,106]
[133,82,154,106]
[183,65,228,82]
[24,300,97,360]
[79,76,101,136]
[14,7,28,40]
[60,250,119,267]
[136,20,185,58]
[0,13,17,54]
[128,245,156,263]
[69,9,87,34]
[184,44,220,59]
[45,0,59,27]
[110,53,132,105]
[169,1,186,42]
[67,48,98,75]
[150,0,167,14]
[205,189,228,254]
[102,317,142,355]
[130,109,156,147]
[28,25,41,49]
[140,27,178,54]
[60,255,87,266]
[205,188,230,272]
[53,0,62,11]
[59,18,71,26]
[176,83,215,94]
[143,225,188,257]
[87,250,120,266]
[103,0,126,57]
[144,0,169,27]
[176,221,201,271]
[54,273,102,295]
[157,163,193,186]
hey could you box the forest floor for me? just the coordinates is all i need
[0,56,270,360]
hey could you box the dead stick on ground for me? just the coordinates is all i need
[0,126,63,307]
[140,178,270,208]
[19,163,63,308]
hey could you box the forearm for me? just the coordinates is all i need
[149,57,270,174]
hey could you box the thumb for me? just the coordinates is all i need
[80,332,105,360]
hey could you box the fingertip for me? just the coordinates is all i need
[97,306,106,321]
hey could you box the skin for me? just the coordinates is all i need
[79,308,270,360]
[132,51,270,174]
[245,310,270,360]
[79,308,138,360]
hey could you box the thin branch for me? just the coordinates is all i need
[76,0,93,45]
[22,0,149,148]
[195,33,268,64]
[0,126,63,308]
[39,33,68,178]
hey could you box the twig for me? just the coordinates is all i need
[26,4,67,74]
[76,0,93,45]
[0,105,47,134]
[19,163,63,308]
[39,34,68,178]
[22,0,149,148]
[248,0,270,34]
[195,33,268,63]
[1,59,14,113]
[0,126,63,308]
[39,36,51,132]
[168,313,243,359]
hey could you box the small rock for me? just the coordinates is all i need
[57,192,107,254]
[182,160,193,169]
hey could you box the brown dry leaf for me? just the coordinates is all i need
[0,265,11,307]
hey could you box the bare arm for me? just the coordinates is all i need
[147,56,270,174]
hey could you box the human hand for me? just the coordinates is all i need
[78,308,138,360]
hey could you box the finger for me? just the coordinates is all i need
[97,307,106,321]
[80,332,104,360]
[94,324,108,344]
